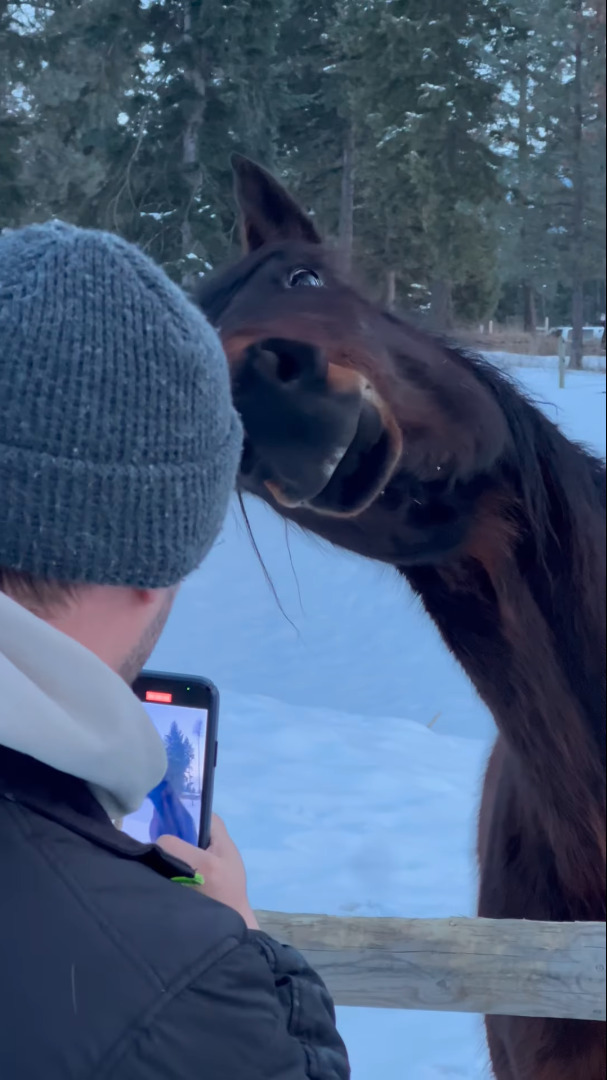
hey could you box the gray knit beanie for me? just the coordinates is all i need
[0,222,243,587]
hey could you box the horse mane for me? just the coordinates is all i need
[459,346,606,521]
[382,301,606,592]
[420,338,606,753]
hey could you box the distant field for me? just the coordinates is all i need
[459,328,605,366]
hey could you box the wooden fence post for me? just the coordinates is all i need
[558,335,567,389]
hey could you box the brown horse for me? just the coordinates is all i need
[197,155,606,1080]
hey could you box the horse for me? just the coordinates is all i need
[196,155,606,1080]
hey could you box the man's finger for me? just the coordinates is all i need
[156,834,210,874]
[208,813,229,843]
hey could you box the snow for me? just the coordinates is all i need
[141,211,174,221]
[488,350,605,373]
[151,364,605,1079]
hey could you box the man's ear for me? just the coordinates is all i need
[231,153,322,252]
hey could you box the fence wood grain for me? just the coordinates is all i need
[256,912,606,1021]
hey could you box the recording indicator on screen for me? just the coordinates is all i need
[145,690,173,704]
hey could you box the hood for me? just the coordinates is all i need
[0,591,166,819]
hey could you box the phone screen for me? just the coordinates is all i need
[121,672,219,849]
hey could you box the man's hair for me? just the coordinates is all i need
[0,568,80,616]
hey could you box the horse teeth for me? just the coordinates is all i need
[321,445,349,482]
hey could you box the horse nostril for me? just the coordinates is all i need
[259,338,324,387]
[275,352,301,383]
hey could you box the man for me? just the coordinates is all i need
[0,222,349,1080]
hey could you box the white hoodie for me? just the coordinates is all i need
[0,590,167,820]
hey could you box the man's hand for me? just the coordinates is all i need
[157,815,260,930]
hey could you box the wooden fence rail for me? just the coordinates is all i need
[256,912,606,1022]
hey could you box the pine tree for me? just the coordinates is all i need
[1,1,293,283]
[11,0,143,228]
[102,0,293,283]
[491,0,560,329]
[2,0,603,332]
[494,0,606,341]
[0,2,37,228]
[274,1,346,238]
[551,0,606,365]
[340,0,508,324]
[164,721,194,795]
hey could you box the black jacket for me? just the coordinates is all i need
[0,747,350,1080]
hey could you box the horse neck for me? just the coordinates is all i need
[404,437,606,902]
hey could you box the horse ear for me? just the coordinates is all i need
[231,153,321,252]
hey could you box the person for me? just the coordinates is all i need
[0,222,350,1080]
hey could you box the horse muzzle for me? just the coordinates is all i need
[230,338,402,517]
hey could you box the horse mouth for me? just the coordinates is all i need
[265,398,400,517]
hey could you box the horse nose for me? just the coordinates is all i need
[232,340,363,506]
[251,338,327,387]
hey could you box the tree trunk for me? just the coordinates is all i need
[571,280,584,368]
[429,278,453,331]
[386,269,396,311]
[569,0,585,370]
[522,282,537,334]
[518,59,536,333]
[338,121,355,275]
[181,1,207,289]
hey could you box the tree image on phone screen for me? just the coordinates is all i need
[121,701,208,845]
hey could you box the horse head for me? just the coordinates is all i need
[197,155,509,563]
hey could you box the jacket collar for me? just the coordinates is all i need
[0,744,194,881]
[0,591,166,819]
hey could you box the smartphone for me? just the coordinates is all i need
[120,671,219,850]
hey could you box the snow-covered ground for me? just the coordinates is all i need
[151,363,606,1080]
[486,350,605,373]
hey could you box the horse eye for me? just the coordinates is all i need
[287,268,323,288]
